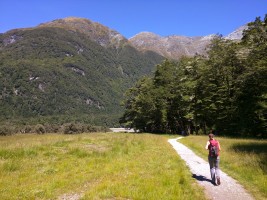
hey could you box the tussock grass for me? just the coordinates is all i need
[0,133,206,200]
[179,135,267,200]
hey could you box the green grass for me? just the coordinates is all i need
[0,133,206,200]
[179,135,267,200]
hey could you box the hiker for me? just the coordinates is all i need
[205,132,221,185]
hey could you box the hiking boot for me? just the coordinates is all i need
[216,177,221,185]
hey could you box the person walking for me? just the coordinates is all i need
[205,132,221,185]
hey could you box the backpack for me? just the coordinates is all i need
[209,140,219,157]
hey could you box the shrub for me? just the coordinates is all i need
[24,125,32,134]
[43,124,60,133]
[0,125,13,136]
[63,123,80,134]
[87,125,97,132]
[35,124,46,134]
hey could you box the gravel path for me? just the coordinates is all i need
[168,137,255,200]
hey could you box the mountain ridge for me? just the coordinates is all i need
[2,17,247,60]
[129,32,216,59]
[129,27,246,60]
[38,17,129,49]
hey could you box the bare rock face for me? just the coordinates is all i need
[129,32,215,60]
[3,35,23,46]
[224,25,248,40]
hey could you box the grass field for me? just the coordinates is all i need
[0,133,206,200]
[179,135,267,200]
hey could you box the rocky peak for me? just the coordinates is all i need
[129,32,215,60]
[130,24,247,60]
[224,25,248,40]
[38,17,128,48]
[129,32,162,50]
[129,32,162,40]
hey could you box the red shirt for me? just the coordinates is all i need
[208,139,220,157]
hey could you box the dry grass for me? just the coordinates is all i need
[0,133,206,200]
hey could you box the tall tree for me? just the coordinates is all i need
[236,15,267,135]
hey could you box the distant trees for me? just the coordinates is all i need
[0,122,109,136]
[121,15,267,137]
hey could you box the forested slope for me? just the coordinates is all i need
[0,21,163,127]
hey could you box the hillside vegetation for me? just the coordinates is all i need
[0,18,163,127]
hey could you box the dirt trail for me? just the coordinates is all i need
[168,137,255,200]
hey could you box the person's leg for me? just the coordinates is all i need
[208,156,216,183]
[215,157,221,185]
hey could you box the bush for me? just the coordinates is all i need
[63,123,80,134]
[87,125,97,132]
[44,124,60,133]
[0,125,13,136]
[23,125,33,134]
[35,124,46,134]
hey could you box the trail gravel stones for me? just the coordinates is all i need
[168,137,254,200]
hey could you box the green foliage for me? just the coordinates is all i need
[121,15,267,137]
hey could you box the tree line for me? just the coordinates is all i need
[120,15,267,137]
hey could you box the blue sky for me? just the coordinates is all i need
[1,0,266,38]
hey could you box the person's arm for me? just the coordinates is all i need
[205,141,210,150]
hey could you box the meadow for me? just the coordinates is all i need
[0,133,206,200]
[179,135,267,200]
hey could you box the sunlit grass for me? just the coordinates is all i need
[0,133,206,200]
[179,135,267,200]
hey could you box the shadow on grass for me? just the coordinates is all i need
[231,143,267,154]
[231,143,267,174]
[192,174,215,185]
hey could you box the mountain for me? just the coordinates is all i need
[0,17,164,126]
[129,26,247,60]
[129,32,215,60]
